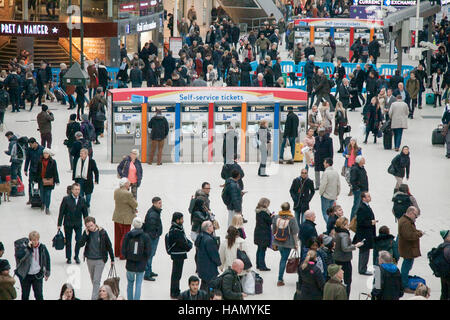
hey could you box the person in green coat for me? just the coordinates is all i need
[323,264,348,300]
[0,260,17,300]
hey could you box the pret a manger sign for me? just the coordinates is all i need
[1,23,58,36]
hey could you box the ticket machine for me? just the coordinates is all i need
[180,105,209,163]
[111,103,143,163]
[147,104,176,163]
[213,104,242,163]
[246,105,274,163]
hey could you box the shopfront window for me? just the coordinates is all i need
[118,0,163,19]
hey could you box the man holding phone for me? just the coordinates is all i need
[352,191,377,275]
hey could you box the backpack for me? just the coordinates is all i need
[428,244,450,277]
[26,80,36,95]
[82,122,96,141]
[273,217,291,242]
[164,232,176,255]
[8,75,19,88]
[392,194,412,219]
[221,185,232,206]
[14,237,29,265]
[208,272,226,293]
[126,235,145,262]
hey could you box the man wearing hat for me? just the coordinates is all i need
[0,259,16,300]
[323,264,347,300]
[121,217,151,300]
[437,230,450,300]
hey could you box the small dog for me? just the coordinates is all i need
[0,181,12,202]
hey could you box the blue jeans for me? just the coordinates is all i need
[144,237,159,277]
[10,161,22,195]
[280,136,296,160]
[320,196,334,224]
[126,271,144,300]
[294,208,306,227]
[350,190,362,221]
[41,185,52,209]
[256,245,267,269]
[260,49,267,60]
[76,178,92,207]
[393,128,403,150]
[401,258,414,288]
[278,247,291,281]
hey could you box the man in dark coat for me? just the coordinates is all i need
[162,51,176,81]
[252,73,266,87]
[368,36,381,64]
[130,64,143,88]
[298,210,318,247]
[72,148,99,209]
[273,57,282,82]
[167,212,193,298]
[393,82,411,106]
[58,183,88,264]
[222,260,246,300]
[305,56,315,96]
[314,69,332,107]
[354,65,365,94]
[313,127,333,190]
[338,78,351,109]
[304,42,316,59]
[143,197,163,281]
[194,221,221,291]
[349,156,368,221]
[279,107,299,164]
[221,155,245,190]
[352,191,377,276]
[290,169,315,226]
[146,62,159,87]
[148,108,169,165]
[222,170,243,226]
[24,138,44,204]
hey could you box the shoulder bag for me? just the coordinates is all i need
[104,265,120,297]
[286,249,300,273]
[42,177,54,186]
[237,246,252,270]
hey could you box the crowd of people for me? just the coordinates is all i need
[0,9,449,302]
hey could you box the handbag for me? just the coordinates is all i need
[286,249,300,273]
[42,177,54,186]
[387,164,396,176]
[52,230,65,250]
[104,265,120,297]
[344,125,351,133]
[95,110,106,122]
[349,215,357,232]
[237,248,252,270]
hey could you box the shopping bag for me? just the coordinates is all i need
[104,265,120,297]
[241,271,256,295]
[286,250,300,273]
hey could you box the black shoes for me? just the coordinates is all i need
[243,219,248,224]
[150,272,158,277]
[66,259,72,264]
[258,174,269,177]
[74,257,81,264]
[144,276,156,281]
[258,267,271,271]
[359,271,373,276]
[337,149,344,153]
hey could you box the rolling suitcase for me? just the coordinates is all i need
[426,93,435,105]
[54,88,64,102]
[294,143,304,162]
[383,130,393,149]
[30,183,42,208]
[432,126,446,145]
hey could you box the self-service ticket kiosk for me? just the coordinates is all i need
[111,103,143,163]
[246,105,274,163]
[147,105,176,163]
[180,105,209,163]
[213,104,242,163]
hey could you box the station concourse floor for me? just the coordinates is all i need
[0,100,448,300]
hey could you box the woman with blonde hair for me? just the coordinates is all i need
[206,64,218,87]
[231,214,246,239]
[333,217,364,298]
[219,226,250,275]
[408,283,431,300]
[254,197,273,271]
[296,250,325,300]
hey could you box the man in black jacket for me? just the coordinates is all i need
[168,212,193,298]
[147,61,159,87]
[130,63,143,88]
[24,138,44,204]
[354,64,365,94]
[352,191,377,276]
[314,127,333,190]
[122,217,151,300]
[72,148,99,210]
[338,78,351,109]
[279,107,299,164]
[162,50,176,81]
[57,183,88,264]
[222,260,247,300]
[195,221,221,291]
[144,197,163,281]
[76,216,114,300]
[221,155,245,190]
[368,36,381,64]
[290,169,315,226]
[222,170,243,226]
[350,156,368,221]
[178,275,209,300]
[298,210,318,247]
[148,108,169,165]
[273,56,282,82]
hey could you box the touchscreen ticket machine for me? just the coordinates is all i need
[180,105,209,163]
[213,105,242,163]
[147,105,176,163]
[111,103,142,163]
[246,105,274,163]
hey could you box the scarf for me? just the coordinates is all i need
[75,157,89,180]
[278,210,294,217]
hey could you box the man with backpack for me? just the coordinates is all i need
[121,217,151,300]
[392,184,413,221]
[57,183,88,264]
[4,68,21,112]
[76,216,115,300]
[4,131,25,196]
[222,169,243,227]
[371,251,404,300]
[0,84,9,129]
[143,197,163,281]
[428,230,450,300]
[195,221,221,292]
[166,212,193,299]
[15,231,51,300]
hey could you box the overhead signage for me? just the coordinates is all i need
[136,21,156,32]
[119,3,138,11]
[353,0,416,5]
[294,18,384,28]
[215,106,242,112]
[248,105,274,112]
[0,20,118,37]
[182,106,209,112]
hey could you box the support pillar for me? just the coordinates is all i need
[349,27,354,61]
[396,30,402,72]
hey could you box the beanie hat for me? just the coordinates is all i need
[81,114,89,121]
[323,235,333,247]
[0,259,11,272]
[440,230,450,240]
[132,217,143,229]
[327,264,341,278]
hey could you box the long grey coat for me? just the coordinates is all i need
[389,101,409,129]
